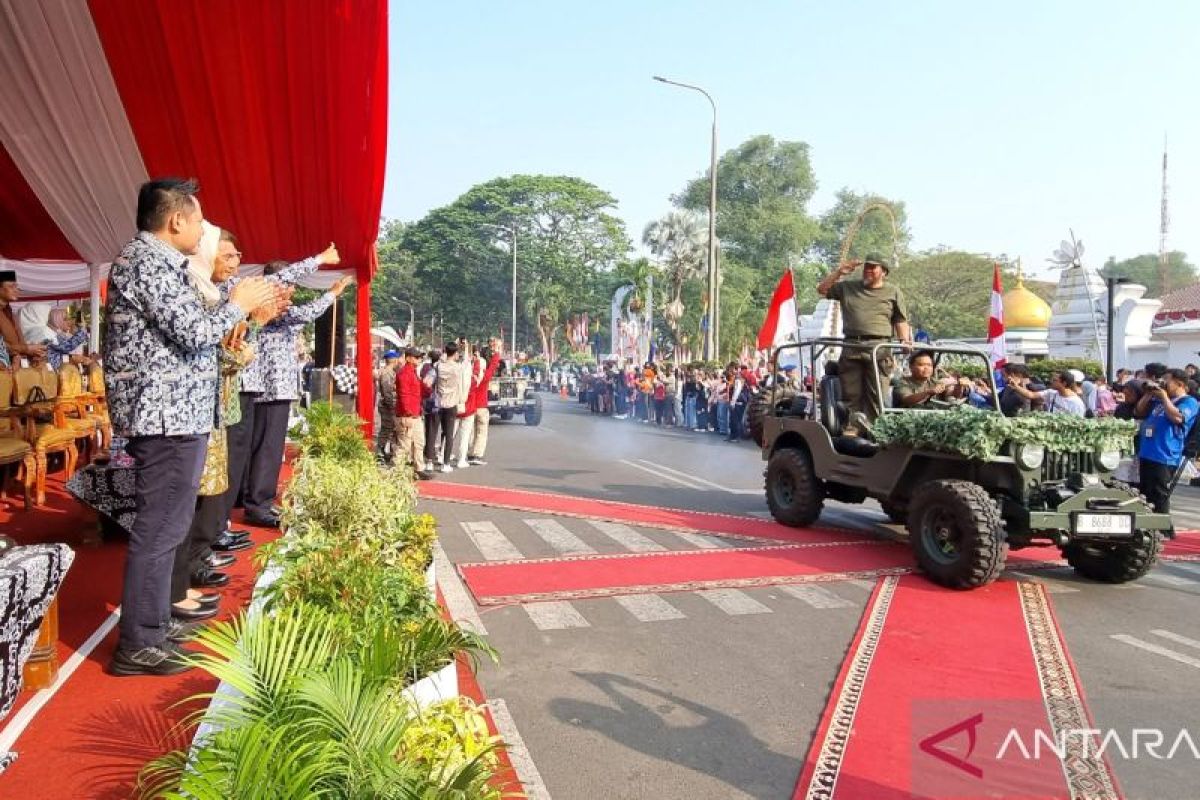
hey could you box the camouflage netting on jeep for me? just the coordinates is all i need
[871,406,1137,460]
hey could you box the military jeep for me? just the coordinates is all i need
[760,338,1171,589]
[487,372,543,425]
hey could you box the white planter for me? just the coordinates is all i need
[404,659,459,708]
[425,559,436,595]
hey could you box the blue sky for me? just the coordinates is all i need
[385,0,1198,283]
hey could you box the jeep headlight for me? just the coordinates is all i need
[1015,443,1045,470]
[1097,448,1121,471]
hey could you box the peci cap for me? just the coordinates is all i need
[862,252,890,273]
[405,346,424,358]
[0,270,16,283]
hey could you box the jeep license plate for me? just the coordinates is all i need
[1075,513,1133,535]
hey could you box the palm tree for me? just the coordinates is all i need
[642,210,708,331]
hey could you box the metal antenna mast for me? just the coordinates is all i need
[1159,133,1170,294]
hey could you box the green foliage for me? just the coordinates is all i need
[399,698,503,797]
[675,135,819,269]
[138,604,501,800]
[559,349,596,367]
[872,406,1137,460]
[1026,358,1104,383]
[1101,251,1196,298]
[292,402,372,463]
[888,250,1017,340]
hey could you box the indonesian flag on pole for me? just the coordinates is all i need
[988,262,1008,369]
[757,269,799,351]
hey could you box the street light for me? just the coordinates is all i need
[481,222,518,358]
[389,295,415,341]
[653,74,719,360]
[1105,276,1131,384]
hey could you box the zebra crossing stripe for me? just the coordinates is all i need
[696,589,772,615]
[433,543,487,635]
[523,519,596,555]
[778,584,855,609]
[586,520,666,552]
[673,531,724,550]
[523,601,590,630]
[462,521,524,561]
[613,593,685,622]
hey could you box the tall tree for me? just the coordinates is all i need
[887,249,1018,340]
[400,175,631,351]
[1100,251,1196,299]
[810,189,911,270]
[674,134,819,269]
[642,209,707,331]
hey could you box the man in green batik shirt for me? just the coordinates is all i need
[817,252,912,431]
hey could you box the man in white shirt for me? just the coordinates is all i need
[1009,371,1086,416]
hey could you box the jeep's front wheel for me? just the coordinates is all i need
[907,480,1007,589]
[1064,533,1163,583]
[524,396,543,426]
[765,447,824,527]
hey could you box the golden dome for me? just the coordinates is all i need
[1003,271,1052,329]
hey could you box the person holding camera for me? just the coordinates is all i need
[1134,368,1200,515]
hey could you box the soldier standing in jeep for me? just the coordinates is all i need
[816,252,912,431]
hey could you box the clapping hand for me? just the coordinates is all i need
[229,277,276,316]
[318,242,341,266]
[330,276,353,297]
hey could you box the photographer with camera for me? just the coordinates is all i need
[1134,367,1200,515]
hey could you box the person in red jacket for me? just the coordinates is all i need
[395,347,433,479]
[467,338,504,465]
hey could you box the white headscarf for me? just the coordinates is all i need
[17,302,55,344]
[187,220,222,308]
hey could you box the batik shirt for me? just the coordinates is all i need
[246,292,335,403]
[39,329,89,370]
[103,232,245,436]
[232,256,319,394]
[0,337,9,368]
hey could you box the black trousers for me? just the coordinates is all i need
[424,407,457,465]
[246,399,290,520]
[1139,458,1176,515]
[222,392,259,525]
[119,434,206,651]
[728,402,747,440]
[170,493,225,603]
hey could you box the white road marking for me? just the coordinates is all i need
[672,531,726,549]
[1111,634,1200,669]
[1168,562,1200,576]
[845,579,878,592]
[1151,629,1200,651]
[778,584,855,609]
[1147,572,1196,587]
[487,698,552,800]
[1010,571,1081,593]
[586,520,665,552]
[524,601,590,630]
[637,459,761,495]
[524,518,596,555]
[696,589,773,615]
[0,608,120,755]
[619,458,707,490]
[462,521,524,561]
[433,542,487,636]
[613,593,686,622]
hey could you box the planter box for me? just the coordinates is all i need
[190,543,453,753]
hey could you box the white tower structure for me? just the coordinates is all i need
[1047,264,1108,360]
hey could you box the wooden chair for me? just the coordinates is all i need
[11,366,79,505]
[54,364,105,458]
[81,362,111,452]
[0,371,35,510]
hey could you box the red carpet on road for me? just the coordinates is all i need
[794,575,1120,800]
[419,481,870,544]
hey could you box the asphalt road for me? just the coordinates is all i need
[421,394,1200,800]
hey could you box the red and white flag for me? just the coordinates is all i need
[757,269,799,351]
[988,263,1008,369]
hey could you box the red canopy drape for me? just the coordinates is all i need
[0,146,80,261]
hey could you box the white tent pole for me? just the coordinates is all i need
[88,263,101,352]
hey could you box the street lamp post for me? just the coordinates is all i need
[389,295,415,342]
[653,75,718,361]
[482,223,518,357]
[1105,276,1131,384]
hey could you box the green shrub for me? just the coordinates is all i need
[872,406,1137,460]
[1026,358,1104,383]
[291,401,372,463]
[138,604,499,800]
[399,698,504,800]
